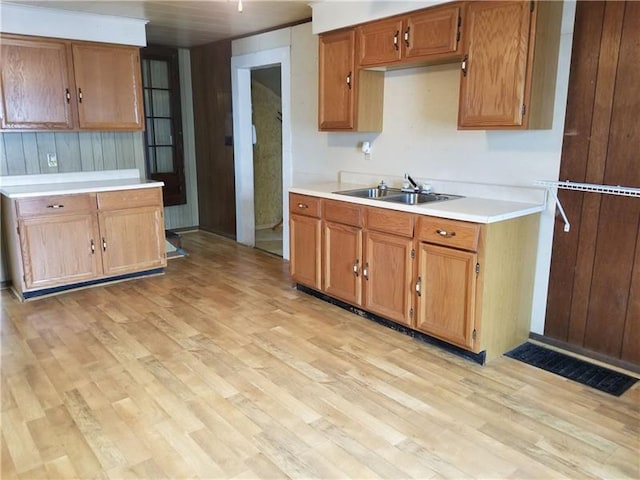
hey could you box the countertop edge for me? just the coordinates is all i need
[289,186,545,224]
[0,180,164,199]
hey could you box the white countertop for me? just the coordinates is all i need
[290,182,545,223]
[0,170,164,199]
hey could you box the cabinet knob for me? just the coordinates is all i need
[91,239,95,254]
[461,55,468,77]
[436,229,456,238]
[102,237,107,251]
[363,262,369,280]
[404,27,410,47]
[415,276,422,296]
[393,30,399,51]
[346,72,352,90]
[297,203,308,209]
[65,88,71,103]
[353,259,360,277]
[78,88,83,103]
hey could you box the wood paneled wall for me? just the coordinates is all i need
[190,39,236,238]
[0,131,145,175]
[544,1,639,367]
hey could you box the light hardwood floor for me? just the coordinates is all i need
[1,231,638,479]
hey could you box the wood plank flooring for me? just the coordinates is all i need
[1,231,639,479]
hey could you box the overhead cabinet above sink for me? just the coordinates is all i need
[317,0,562,132]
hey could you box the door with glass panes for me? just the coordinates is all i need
[141,46,186,206]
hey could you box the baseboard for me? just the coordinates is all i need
[529,333,640,376]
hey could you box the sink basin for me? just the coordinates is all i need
[334,186,463,205]
[381,192,462,205]
[333,187,402,199]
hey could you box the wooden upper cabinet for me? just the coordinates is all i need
[72,43,144,130]
[0,35,75,130]
[0,34,143,132]
[318,29,356,130]
[458,1,561,129]
[319,29,383,132]
[357,3,462,68]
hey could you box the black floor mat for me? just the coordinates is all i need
[505,342,637,397]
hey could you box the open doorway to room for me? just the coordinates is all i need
[251,66,283,256]
[231,46,292,260]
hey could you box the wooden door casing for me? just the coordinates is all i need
[289,214,322,290]
[72,43,144,130]
[19,214,101,288]
[415,242,477,349]
[0,36,75,130]
[544,1,640,366]
[323,221,362,305]
[363,231,414,327]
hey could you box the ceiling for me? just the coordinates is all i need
[6,1,313,48]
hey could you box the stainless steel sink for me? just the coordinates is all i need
[334,187,462,205]
[381,192,462,205]
[333,187,402,199]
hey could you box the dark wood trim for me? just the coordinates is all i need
[530,333,640,376]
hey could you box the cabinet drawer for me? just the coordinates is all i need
[366,207,414,237]
[16,194,96,218]
[290,194,321,218]
[98,188,162,210]
[416,216,480,251]
[324,200,362,227]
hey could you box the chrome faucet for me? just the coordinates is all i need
[403,173,419,192]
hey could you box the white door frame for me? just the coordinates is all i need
[231,47,292,259]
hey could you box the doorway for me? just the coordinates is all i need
[231,47,292,260]
[251,66,283,256]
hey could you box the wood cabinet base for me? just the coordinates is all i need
[296,283,487,365]
[17,268,164,301]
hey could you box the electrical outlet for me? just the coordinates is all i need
[47,153,57,167]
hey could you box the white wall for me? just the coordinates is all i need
[0,3,147,46]
[236,0,577,335]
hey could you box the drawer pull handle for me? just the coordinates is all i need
[46,204,64,209]
[353,259,359,277]
[297,203,308,209]
[102,237,107,251]
[436,229,456,238]
[393,30,399,50]
[415,276,422,297]
[91,239,95,254]
[363,262,369,280]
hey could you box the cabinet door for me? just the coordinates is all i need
[323,221,362,305]
[72,43,144,130]
[415,243,477,349]
[290,214,322,290]
[98,206,166,276]
[405,5,461,60]
[363,231,414,326]
[357,17,404,67]
[458,1,533,128]
[19,214,101,289]
[318,30,356,130]
[0,36,74,130]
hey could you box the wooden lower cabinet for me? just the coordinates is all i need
[2,187,166,300]
[99,206,165,276]
[363,230,414,326]
[19,213,101,289]
[289,213,322,290]
[288,194,539,362]
[415,242,477,349]
[323,221,362,305]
